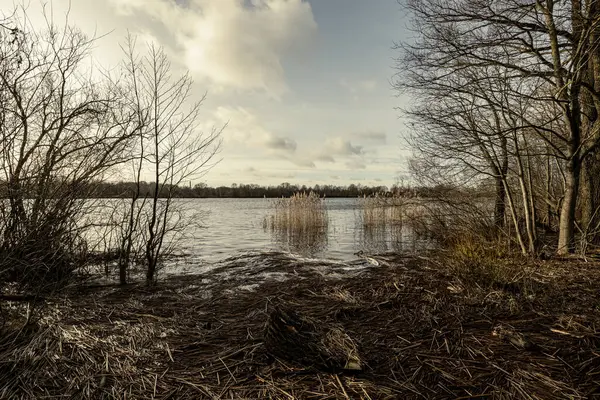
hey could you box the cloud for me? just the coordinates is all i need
[316,154,335,163]
[346,160,367,170]
[324,137,363,156]
[354,131,387,143]
[108,0,317,97]
[213,107,296,154]
[211,106,316,172]
[284,156,315,168]
[214,106,266,143]
[265,137,297,152]
[265,172,296,179]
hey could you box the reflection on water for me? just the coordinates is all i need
[269,227,329,257]
[358,224,404,254]
[86,198,433,263]
[355,196,407,255]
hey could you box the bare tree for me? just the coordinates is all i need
[0,8,137,292]
[396,0,600,254]
[119,38,222,285]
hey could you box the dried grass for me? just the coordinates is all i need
[358,194,404,228]
[1,253,600,399]
[402,199,497,246]
[264,192,328,232]
[264,192,329,255]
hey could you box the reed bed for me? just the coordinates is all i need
[1,253,600,399]
[359,194,404,228]
[264,192,328,233]
[394,201,500,259]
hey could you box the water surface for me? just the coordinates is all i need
[172,198,428,264]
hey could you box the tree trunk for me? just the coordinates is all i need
[503,180,527,255]
[494,176,506,230]
[545,145,552,228]
[581,157,598,225]
[579,0,600,242]
[557,157,580,254]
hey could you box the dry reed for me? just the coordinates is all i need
[264,192,328,233]
[359,193,404,228]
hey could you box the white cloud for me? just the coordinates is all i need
[346,160,367,170]
[210,106,320,172]
[213,106,296,154]
[108,0,317,97]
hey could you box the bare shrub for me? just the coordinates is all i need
[0,11,136,293]
[111,37,222,285]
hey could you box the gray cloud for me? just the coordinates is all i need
[278,153,315,168]
[316,154,335,163]
[354,131,387,143]
[290,158,316,168]
[265,136,297,152]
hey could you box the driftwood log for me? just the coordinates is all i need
[264,306,362,371]
[0,294,41,302]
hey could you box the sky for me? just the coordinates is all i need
[2,0,412,187]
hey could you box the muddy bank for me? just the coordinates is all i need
[1,252,600,399]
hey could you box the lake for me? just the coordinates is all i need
[166,198,429,264]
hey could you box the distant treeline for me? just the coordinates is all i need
[88,181,467,199]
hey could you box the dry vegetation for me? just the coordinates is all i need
[2,252,600,399]
[263,192,329,256]
[357,194,407,253]
[396,1,600,255]
[264,192,328,233]
[3,2,600,399]
[358,194,404,228]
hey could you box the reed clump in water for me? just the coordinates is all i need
[264,192,328,233]
[359,193,404,228]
